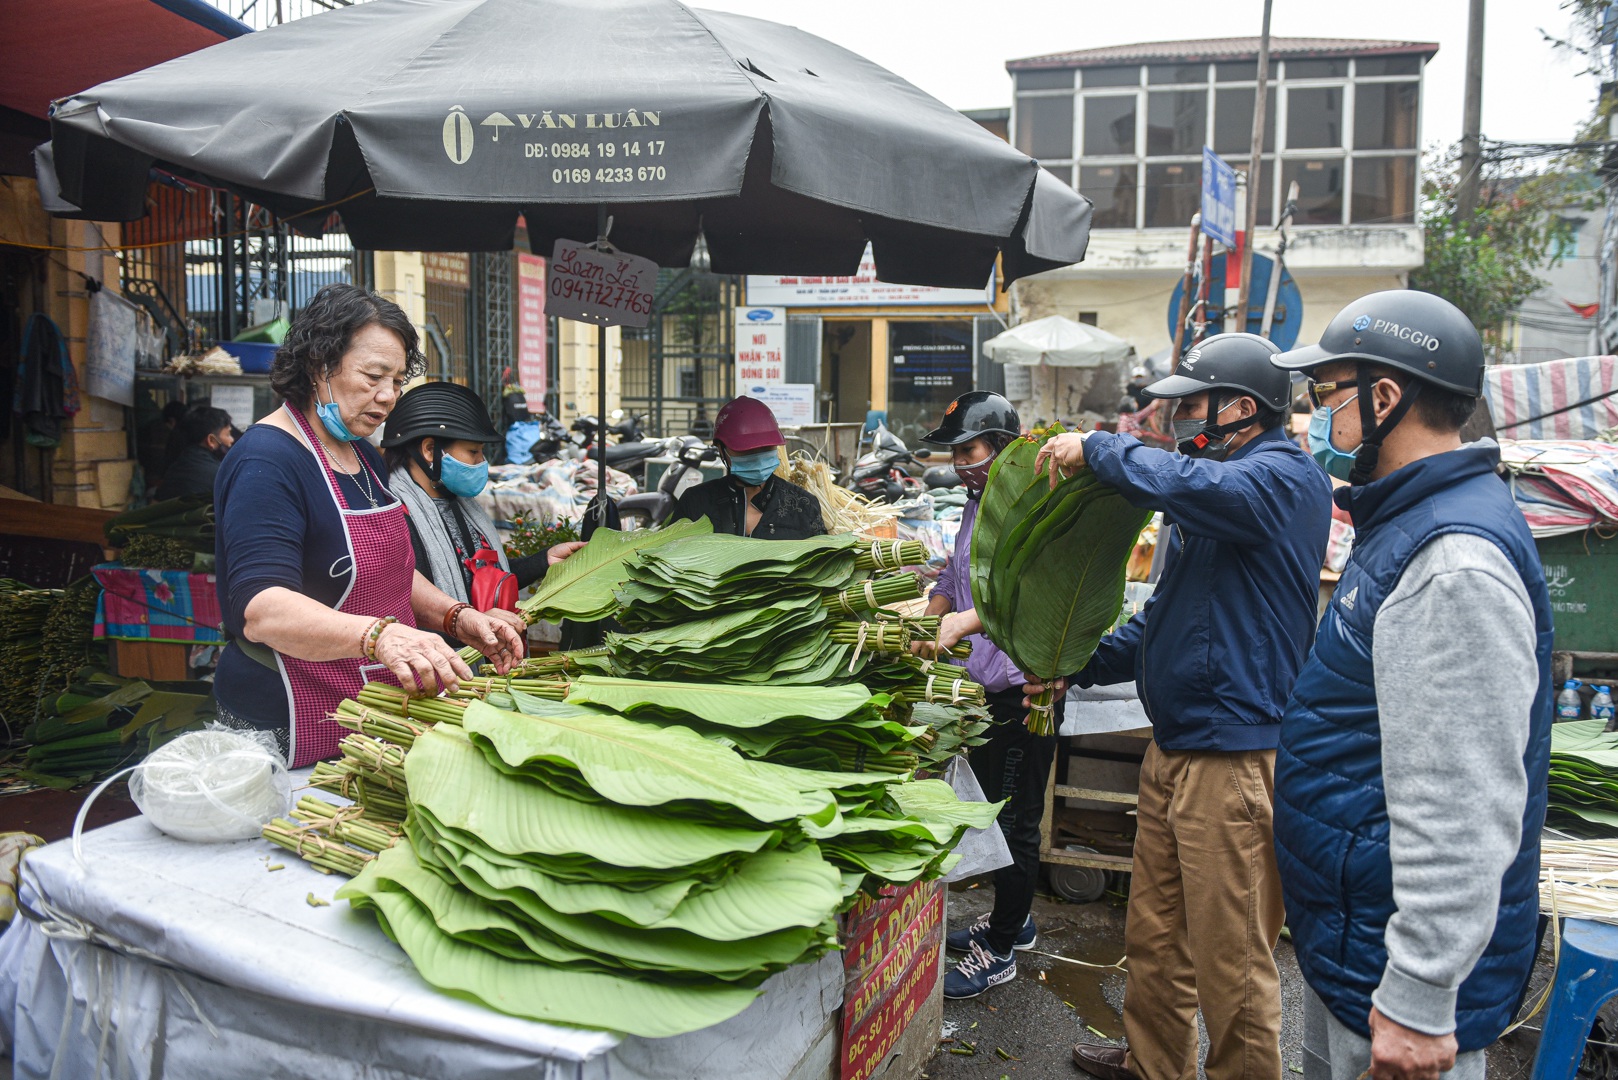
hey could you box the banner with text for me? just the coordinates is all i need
[735,306,786,385]
[516,254,548,401]
[840,881,943,1080]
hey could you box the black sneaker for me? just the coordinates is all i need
[945,912,1037,953]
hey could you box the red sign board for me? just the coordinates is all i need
[516,254,548,401]
[840,881,943,1080]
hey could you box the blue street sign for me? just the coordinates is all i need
[1200,146,1237,248]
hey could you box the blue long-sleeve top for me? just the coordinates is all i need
[1073,426,1333,752]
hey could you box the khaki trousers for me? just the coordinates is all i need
[1122,741,1285,1080]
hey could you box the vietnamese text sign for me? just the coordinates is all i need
[87,289,137,407]
[735,306,786,385]
[746,246,991,307]
[743,383,816,427]
[545,240,656,328]
[516,254,548,400]
[840,881,943,1080]
[1201,146,1238,248]
[208,384,257,431]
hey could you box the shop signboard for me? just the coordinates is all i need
[1200,146,1238,248]
[545,240,656,328]
[516,254,548,400]
[840,880,943,1080]
[745,246,991,307]
[424,252,470,288]
[742,382,816,426]
[735,306,787,385]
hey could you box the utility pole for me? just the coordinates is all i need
[1456,0,1486,225]
[1235,0,1272,326]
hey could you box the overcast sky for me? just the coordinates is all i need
[697,0,1599,150]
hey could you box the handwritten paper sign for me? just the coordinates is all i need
[545,240,656,328]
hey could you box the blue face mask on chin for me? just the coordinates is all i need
[727,448,780,486]
[1307,393,1361,482]
[438,452,489,498]
[316,383,363,442]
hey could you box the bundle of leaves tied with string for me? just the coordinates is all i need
[970,423,1151,735]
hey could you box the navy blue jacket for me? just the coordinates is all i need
[1072,427,1333,752]
[1274,444,1553,1051]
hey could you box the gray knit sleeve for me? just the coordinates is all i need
[1370,532,1537,1036]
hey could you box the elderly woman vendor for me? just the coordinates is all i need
[213,284,524,766]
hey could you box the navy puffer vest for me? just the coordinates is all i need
[1274,443,1553,1051]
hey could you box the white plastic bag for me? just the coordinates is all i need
[941,756,1013,882]
[128,727,292,842]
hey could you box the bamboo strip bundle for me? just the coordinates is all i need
[1539,838,1618,923]
[782,456,904,536]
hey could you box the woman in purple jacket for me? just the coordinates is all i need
[918,391,1058,1000]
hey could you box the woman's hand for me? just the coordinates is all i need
[455,608,526,673]
[374,623,474,693]
[1023,676,1068,709]
[547,541,586,566]
[912,609,982,658]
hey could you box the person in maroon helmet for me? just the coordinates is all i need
[670,396,826,539]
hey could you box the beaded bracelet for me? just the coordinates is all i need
[362,616,398,661]
[442,602,470,639]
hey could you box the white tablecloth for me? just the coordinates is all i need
[1062,682,1151,737]
[0,803,843,1080]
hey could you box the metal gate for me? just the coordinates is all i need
[620,267,742,437]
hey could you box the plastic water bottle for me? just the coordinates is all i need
[1592,686,1616,729]
[1557,680,1585,722]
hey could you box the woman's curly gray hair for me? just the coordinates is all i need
[270,284,425,408]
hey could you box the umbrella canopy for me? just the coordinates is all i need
[982,315,1133,368]
[40,0,1091,289]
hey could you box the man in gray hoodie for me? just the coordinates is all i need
[1272,290,1553,1080]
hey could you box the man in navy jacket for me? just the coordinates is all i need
[1031,333,1332,1080]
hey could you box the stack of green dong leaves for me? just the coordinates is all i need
[319,528,1005,1037]
[1547,719,1618,836]
[335,687,1001,1037]
[970,424,1152,734]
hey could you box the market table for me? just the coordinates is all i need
[0,790,873,1080]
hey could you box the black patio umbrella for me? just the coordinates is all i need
[38,0,1092,523]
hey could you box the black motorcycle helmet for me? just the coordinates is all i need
[1145,333,1291,457]
[381,381,500,482]
[922,391,1020,446]
[1145,332,1291,409]
[1273,289,1484,483]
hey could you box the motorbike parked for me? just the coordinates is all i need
[847,424,931,504]
[571,411,667,485]
[617,436,716,530]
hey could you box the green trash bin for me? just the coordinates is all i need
[1536,528,1618,656]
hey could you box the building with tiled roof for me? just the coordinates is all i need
[1000,34,1439,389]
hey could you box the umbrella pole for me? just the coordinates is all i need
[593,204,610,534]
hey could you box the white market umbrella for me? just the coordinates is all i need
[983,315,1133,368]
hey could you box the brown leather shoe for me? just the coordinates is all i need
[1071,1042,1137,1080]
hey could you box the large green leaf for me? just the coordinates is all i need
[407,726,779,872]
[1003,487,1148,680]
[408,823,834,979]
[969,426,1150,683]
[337,847,764,1037]
[566,676,889,728]
[519,517,712,622]
[461,699,841,823]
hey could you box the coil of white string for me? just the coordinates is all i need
[73,727,293,860]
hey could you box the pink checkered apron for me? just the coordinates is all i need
[278,405,417,767]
